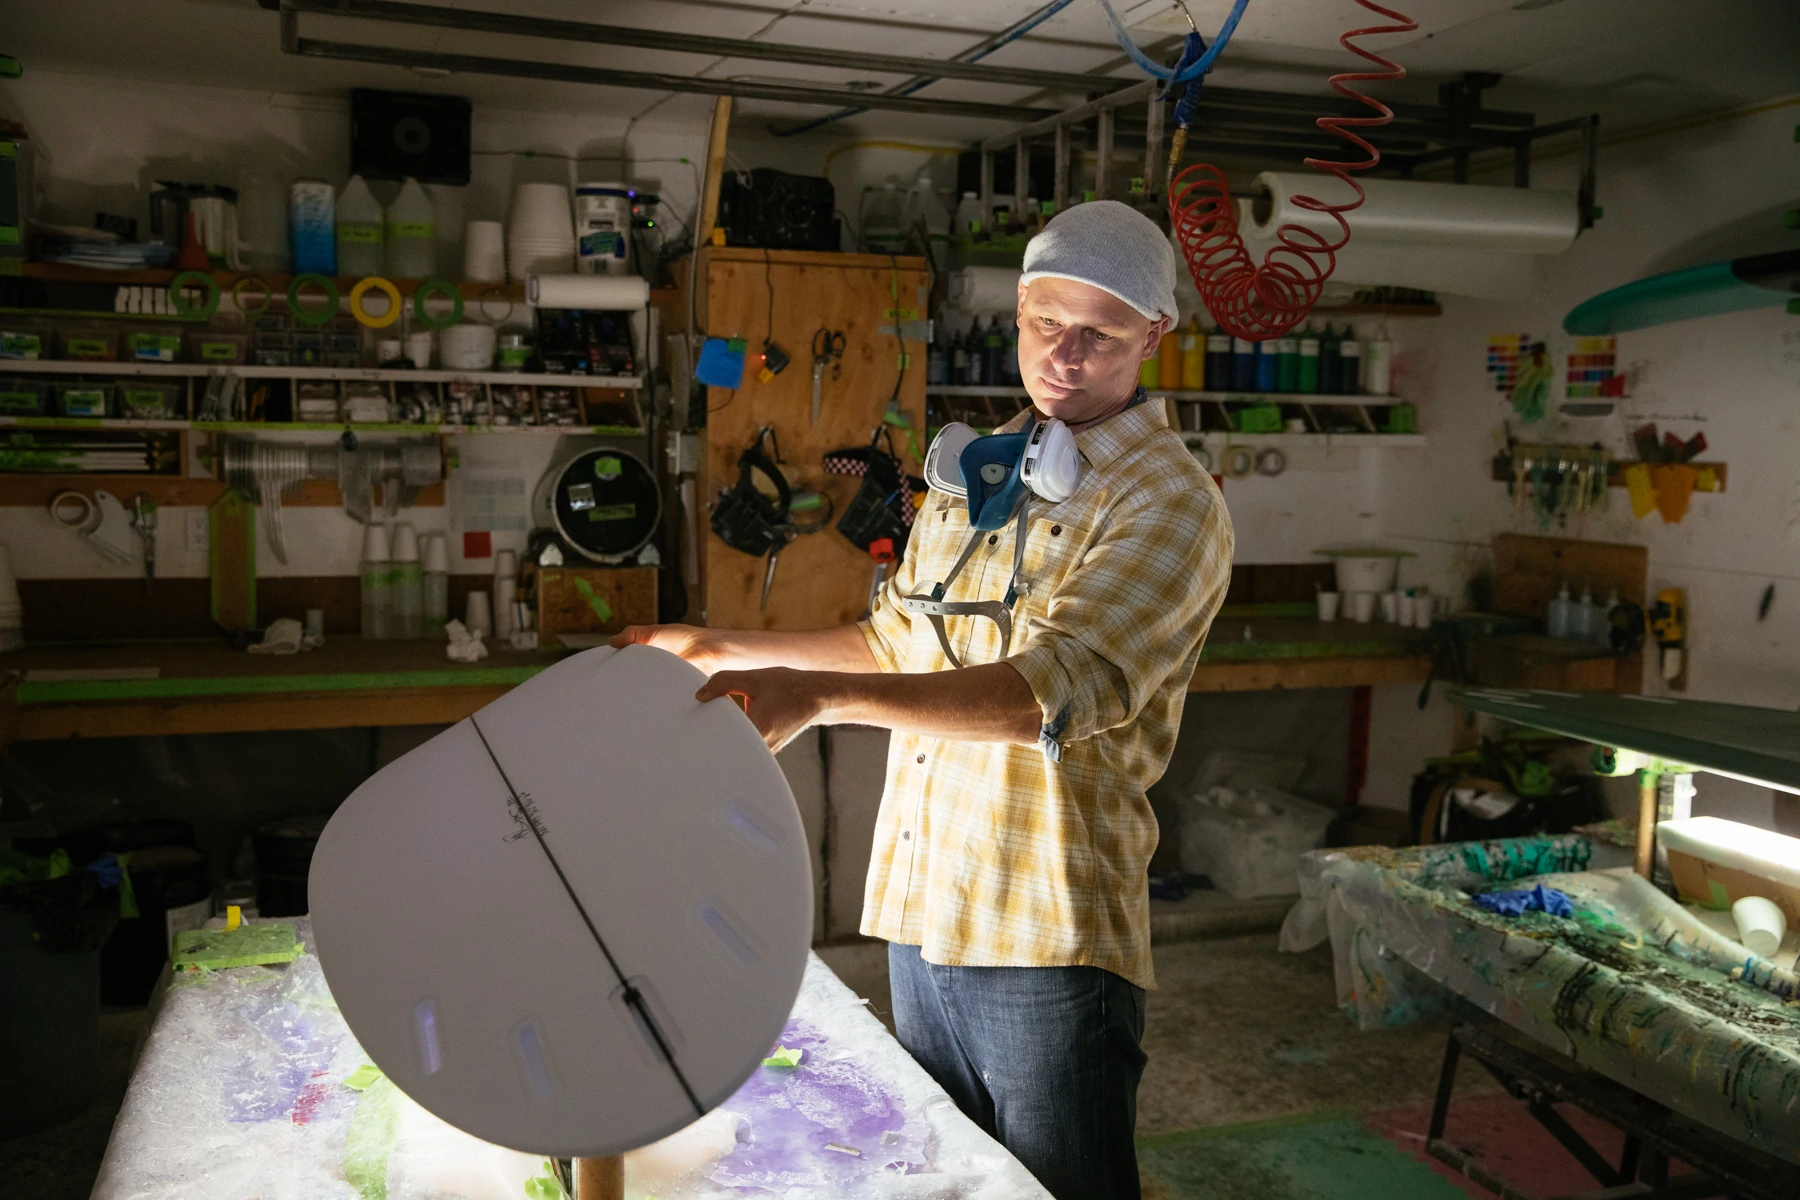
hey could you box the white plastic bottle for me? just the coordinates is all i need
[336,175,385,277]
[1596,588,1620,648]
[391,522,424,639]
[384,177,437,278]
[1547,582,1574,640]
[236,169,290,272]
[860,177,904,255]
[1573,584,1598,644]
[359,523,392,641]
[954,191,984,237]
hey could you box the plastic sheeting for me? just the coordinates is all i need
[1282,836,1800,1163]
[93,918,1051,1200]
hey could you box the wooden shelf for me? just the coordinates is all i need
[0,416,636,437]
[18,262,526,300]
[1180,431,1426,448]
[0,359,642,389]
[926,384,1404,407]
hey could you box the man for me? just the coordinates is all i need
[614,200,1232,1199]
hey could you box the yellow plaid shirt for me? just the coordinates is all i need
[858,398,1233,989]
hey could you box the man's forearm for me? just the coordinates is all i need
[707,624,880,673]
[813,661,1042,744]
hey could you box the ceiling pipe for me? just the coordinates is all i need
[280,0,1128,97]
[281,31,1059,122]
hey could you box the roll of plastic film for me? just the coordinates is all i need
[232,275,272,318]
[348,276,404,329]
[287,274,341,326]
[169,270,221,320]
[411,278,465,331]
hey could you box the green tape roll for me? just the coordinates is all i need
[411,278,465,331]
[169,270,220,319]
[287,273,341,326]
[231,275,272,318]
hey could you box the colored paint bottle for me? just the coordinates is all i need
[1297,325,1321,393]
[1276,333,1299,393]
[1159,325,1183,390]
[1205,324,1233,392]
[965,329,986,387]
[1319,324,1342,395]
[1255,337,1279,392]
[1140,354,1160,388]
[982,316,1005,386]
[951,331,969,385]
[1339,326,1362,394]
[1231,335,1256,392]
[1180,317,1205,391]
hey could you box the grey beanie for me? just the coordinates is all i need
[1019,200,1179,323]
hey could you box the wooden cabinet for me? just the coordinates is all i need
[693,248,931,630]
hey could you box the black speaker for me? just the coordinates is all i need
[717,169,838,251]
[350,89,472,186]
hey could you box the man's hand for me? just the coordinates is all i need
[610,623,727,672]
[697,668,831,753]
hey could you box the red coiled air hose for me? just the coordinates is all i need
[1169,1,1418,341]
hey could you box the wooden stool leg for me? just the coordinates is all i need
[573,1155,624,1200]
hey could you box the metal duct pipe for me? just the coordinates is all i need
[281,0,1126,96]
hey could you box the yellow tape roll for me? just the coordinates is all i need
[348,276,404,329]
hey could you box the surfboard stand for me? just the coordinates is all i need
[574,1155,623,1199]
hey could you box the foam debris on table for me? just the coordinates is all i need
[92,918,1052,1200]
[1280,835,1800,1162]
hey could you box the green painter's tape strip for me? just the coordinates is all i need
[18,666,546,704]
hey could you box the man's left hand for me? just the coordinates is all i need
[696,667,832,752]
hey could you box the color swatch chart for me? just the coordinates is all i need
[1566,336,1617,398]
[1486,333,1529,393]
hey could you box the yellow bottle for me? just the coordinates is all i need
[1158,323,1183,390]
[1140,355,1160,387]
[1180,317,1205,391]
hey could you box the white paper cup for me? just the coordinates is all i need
[423,532,450,573]
[1316,591,1340,622]
[1379,591,1400,623]
[1733,895,1787,957]
[305,608,325,639]
[392,522,419,563]
[376,337,404,364]
[440,322,497,370]
[1395,595,1414,626]
[1349,592,1376,623]
[360,522,390,562]
[494,577,517,638]
[465,590,492,638]
[1414,594,1437,628]
[406,331,435,370]
[463,220,506,283]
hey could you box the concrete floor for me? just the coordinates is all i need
[7,935,1486,1199]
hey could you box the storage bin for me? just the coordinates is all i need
[0,326,45,360]
[117,381,182,420]
[57,326,118,362]
[125,327,184,364]
[1179,785,1336,899]
[56,381,112,418]
[185,330,248,365]
[0,378,50,415]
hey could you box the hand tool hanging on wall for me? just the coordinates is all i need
[132,493,157,595]
[809,327,845,425]
[822,428,923,558]
[48,488,138,566]
[219,435,442,564]
[710,427,832,610]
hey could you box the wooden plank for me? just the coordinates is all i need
[0,474,443,509]
[1469,633,1618,692]
[14,686,514,740]
[702,247,929,272]
[535,566,657,641]
[1187,654,1431,693]
[697,96,733,247]
[700,253,930,631]
[1491,532,1645,693]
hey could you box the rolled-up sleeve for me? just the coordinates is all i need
[1005,483,1233,746]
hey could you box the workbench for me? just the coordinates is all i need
[1282,835,1800,1183]
[93,917,1051,1200]
[0,610,1428,742]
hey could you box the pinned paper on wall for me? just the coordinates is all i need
[1566,336,1617,398]
[1485,333,1530,393]
[452,445,531,535]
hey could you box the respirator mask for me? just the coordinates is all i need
[899,417,1083,667]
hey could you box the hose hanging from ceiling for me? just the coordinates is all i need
[1166,0,1417,340]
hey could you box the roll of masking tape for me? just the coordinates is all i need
[288,274,341,326]
[231,275,272,318]
[348,276,404,329]
[169,270,220,320]
[48,490,96,531]
[411,278,465,331]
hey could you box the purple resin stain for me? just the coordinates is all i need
[710,1018,927,1193]
[221,993,344,1125]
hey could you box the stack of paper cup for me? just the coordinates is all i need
[493,549,518,638]
[0,544,22,651]
[405,331,434,369]
[463,220,506,283]
[465,590,493,639]
[507,184,576,281]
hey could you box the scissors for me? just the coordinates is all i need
[810,328,846,426]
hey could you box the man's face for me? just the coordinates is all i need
[1015,277,1170,423]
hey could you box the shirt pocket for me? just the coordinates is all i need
[1015,513,1092,629]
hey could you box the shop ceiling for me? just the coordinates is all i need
[2,0,1796,147]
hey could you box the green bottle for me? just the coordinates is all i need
[1319,324,1342,395]
[1297,325,1321,394]
[1276,332,1299,393]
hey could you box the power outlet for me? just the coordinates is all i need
[185,510,209,555]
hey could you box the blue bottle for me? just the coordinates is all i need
[1231,335,1256,392]
[1255,338,1278,392]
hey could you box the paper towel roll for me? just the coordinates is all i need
[1235,198,1544,301]
[948,266,1023,313]
[1250,172,1580,255]
[527,273,650,310]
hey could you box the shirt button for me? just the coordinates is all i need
[988,535,998,546]
[916,753,926,764]
[902,830,912,841]
[1051,525,1062,536]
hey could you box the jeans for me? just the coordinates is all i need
[886,942,1147,1200]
